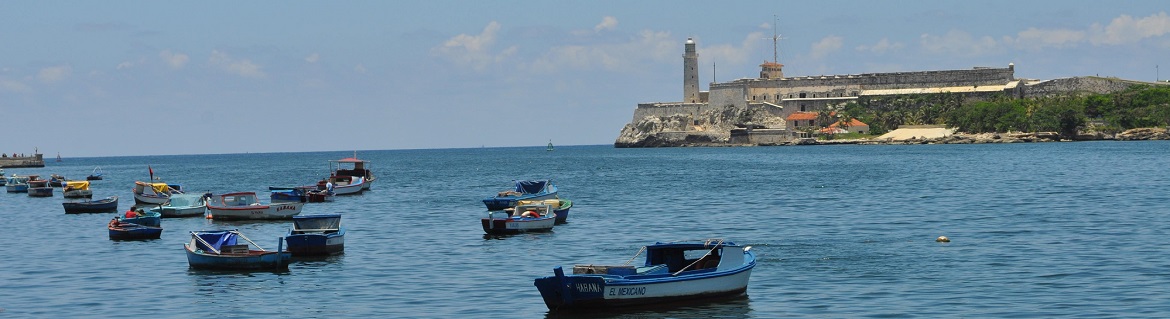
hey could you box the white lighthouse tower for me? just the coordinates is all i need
[683,37,699,103]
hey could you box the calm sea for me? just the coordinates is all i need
[2,142,1169,318]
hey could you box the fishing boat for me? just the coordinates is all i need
[306,187,335,202]
[483,180,558,211]
[27,176,53,197]
[133,181,182,204]
[157,193,209,218]
[206,192,304,220]
[118,208,161,227]
[326,175,365,195]
[330,153,375,190]
[269,186,310,203]
[285,214,345,256]
[62,196,120,214]
[533,239,756,312]
[515,198,574,224]
[49,174,66,187]
[63,180,94,199]
[184,230,291,270]
[108,219,162,240]
[86,166,104,180]
[481,208,557,235]
[5,175,29,193]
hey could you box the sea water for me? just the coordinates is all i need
[1,141,1169,318]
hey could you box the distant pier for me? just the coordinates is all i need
[0,153,45,168]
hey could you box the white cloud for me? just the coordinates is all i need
[526,29,676,73]
[701,32,766,66]
[855,38,904,54]
[920,30,1001,56]
[117,62,134,70]
[1,78,31,92]
[160,50,189,69]
[1011,28,1085,51]
[432,21,517,71]
[594,16,618,32]
[38,65,72,83]
[208,50,265,78]
[305,53,320,63]
[1090,12,1170,45]
[809,35,843,59]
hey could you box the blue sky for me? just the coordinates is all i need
[3,1,1168,157]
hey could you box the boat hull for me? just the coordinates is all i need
[483,192,558,211]
[207,202,304,220]
[534,264,754,312]
[63,189,93,199]
[28,187,53,197]
[6,184,28,193]
[120,212,161,227]
[86,175,103,181]
[184,244,290,270]
[109,224,163,240]
[481,214,556,235]
[285,233,345,256]
[133,193,170,205]
[62,197,120,214]
[159,206,206,218]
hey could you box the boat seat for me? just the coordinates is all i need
[222,244,250,254]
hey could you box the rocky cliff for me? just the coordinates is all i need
[614,106,787,148]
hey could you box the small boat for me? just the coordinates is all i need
[533,239,756,312]
[306,188,335,203]
[86,166,104,180]
[157,193,209,218]
[184,230,291,270]
[27,176,53,197]
[63,180,94,199]
[108,219,162,240]
[206,192,304,220]
[49,174,66,187]
[62,196,120,214]
[269,186,310,203]
[326,175,365,195]
[481,209,557,235]
[331,152,375,190]
[133,181,182,204]
[516,199,574,224]
[285,214,345,256]
[118,208,161,227]
[483,180,558,211]
[5,175,29,193]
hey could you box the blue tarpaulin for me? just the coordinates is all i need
[514,180,549,194]
[195,231,238,251]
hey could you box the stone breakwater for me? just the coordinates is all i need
[615,128,1169,148]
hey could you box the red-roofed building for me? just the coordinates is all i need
[820,118,870,135]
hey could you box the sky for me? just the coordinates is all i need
[2,1,1168,157]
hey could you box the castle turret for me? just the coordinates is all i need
[683,37,699,103]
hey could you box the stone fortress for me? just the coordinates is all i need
[615,37,1151,147]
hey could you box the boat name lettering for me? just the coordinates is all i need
[575,283,601,293]
[276,205,296,211]
[608,287,646,296]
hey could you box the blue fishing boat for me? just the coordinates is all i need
[118,208,161,227]
[108,219,162,240]
[184,230,290,270]
[285,214,345,256]
[269,186,311,203]
[483,180,558,211]
[533,239,756,312]
[5,175,29,193]
[62,196,119,214]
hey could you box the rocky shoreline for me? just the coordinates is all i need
[615,127,1170,148]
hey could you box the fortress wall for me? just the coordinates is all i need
[722,67,1014,97]
[1022,77,1140,97]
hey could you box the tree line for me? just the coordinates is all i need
[835,85,1170,138]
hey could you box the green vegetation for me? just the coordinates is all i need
[842,85,1170,138]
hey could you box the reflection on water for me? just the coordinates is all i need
[544,294,753,319]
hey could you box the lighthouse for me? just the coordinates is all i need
[683,37,699,103]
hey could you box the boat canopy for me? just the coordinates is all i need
[65,180,89,190]
[515,180,550,194]
[192,231,239,252]
[293,214,341,231]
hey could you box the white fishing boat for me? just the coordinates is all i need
[206,192,304,220]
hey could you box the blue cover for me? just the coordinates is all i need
[515,180,549,194]
[195,231,238,252]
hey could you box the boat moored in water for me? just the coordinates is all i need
[108,219,162,240]
[483,180,558,211]
[184,230,290,270]
[156,193,209,218]
[331,153,375,190]
[515,198,573,224]
[6,175,29,193]
[206,192,304,220]
[27,176,53,197]
[133,181,182,204]
[87,166,104,180]
[481,208,557,235]
[326,175,364,195]
[62,196,120,214]
[63,180,94,199]
[286,214,345,256]
[533,239,756,312]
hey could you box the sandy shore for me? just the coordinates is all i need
[876,127,956,141]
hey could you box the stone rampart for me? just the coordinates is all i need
[1022,77,1147,97]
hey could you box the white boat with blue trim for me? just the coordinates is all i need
[533,239,755,312]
